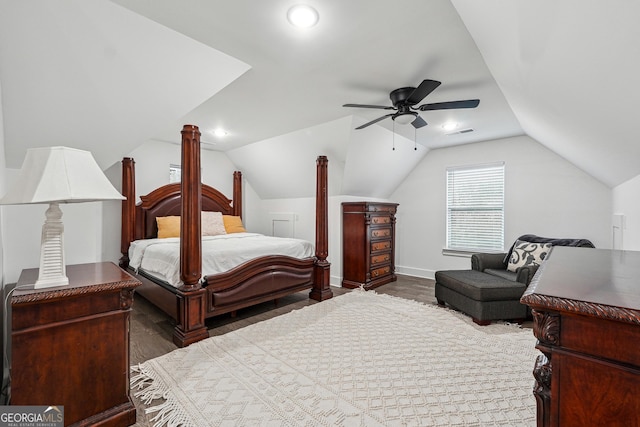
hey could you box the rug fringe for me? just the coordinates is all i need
[147,399,194,427]
[131,364,165,404]
[131,364,195,427]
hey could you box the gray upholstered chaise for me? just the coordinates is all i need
[435,234,595,325]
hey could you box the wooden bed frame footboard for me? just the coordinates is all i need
[120,124,333,347]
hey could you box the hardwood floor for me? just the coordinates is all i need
[129,274,437,366]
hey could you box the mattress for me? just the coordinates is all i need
[128,232,315,287]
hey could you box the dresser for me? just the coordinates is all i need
[11,262,141,427]
[342,202,398,290]
[520,247,640,427]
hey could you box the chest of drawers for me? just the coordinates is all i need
[342,202,398,290]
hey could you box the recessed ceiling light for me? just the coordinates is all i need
[212,128,227,137]
[442,121,458,131]
[287,5,319,28]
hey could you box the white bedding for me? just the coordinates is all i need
[129,232,315,287]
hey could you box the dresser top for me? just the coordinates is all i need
[12,262,141,304]
[522,247,640,324]
[342,201,398,213]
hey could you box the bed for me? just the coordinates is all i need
[119,124,333,347]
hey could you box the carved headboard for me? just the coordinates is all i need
[135,183,235,240]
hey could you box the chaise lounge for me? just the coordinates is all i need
[435,234,595,325]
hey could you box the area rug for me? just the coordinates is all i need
[131,290,538,426]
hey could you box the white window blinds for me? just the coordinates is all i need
[446,163,504,252]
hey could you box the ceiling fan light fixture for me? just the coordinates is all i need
[393,113,417,125]
[287,5,319,28]
[212,128,228,137]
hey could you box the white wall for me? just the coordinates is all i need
[0,81,5,286]
[612,174,640,250]
[392,135,612,279]
[1,73,118,284]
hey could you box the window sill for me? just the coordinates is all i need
[442,248,504,258]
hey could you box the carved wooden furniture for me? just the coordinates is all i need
[342,202,398,290]
[11,262,141,427]
[520,246,640,427]
[120,124,333,348]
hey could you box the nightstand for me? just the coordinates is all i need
[11,262,141,427]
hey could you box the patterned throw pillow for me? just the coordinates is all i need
[202,211,227,236]
[507,240,553,272]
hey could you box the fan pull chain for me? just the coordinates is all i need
[414,127,417,150]
[392,120,396,150]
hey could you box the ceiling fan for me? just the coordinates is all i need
[343,79,480,130]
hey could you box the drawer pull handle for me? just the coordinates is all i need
[372,217,390,224]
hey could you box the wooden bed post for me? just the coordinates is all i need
[233,171,242,218]
[175,124,208,347]
[120,157,135,268]
[310,155,333,301]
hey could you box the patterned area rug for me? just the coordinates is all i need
[132,290,538,426]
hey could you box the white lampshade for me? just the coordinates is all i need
[0,146,125,289]
[0,146,124,205]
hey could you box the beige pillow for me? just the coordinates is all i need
[156,216,180,238]
[202,211,227,236]
[223,215,247,233]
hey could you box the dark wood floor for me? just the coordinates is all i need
[129,275,437,366]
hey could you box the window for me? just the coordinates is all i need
[169,164,181,183]
[446,162,504,252]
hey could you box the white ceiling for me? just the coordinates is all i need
[1,0,639,197]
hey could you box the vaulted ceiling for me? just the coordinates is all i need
[1,1,638,199]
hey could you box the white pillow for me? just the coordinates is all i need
[507,240,552,272]
[202,211,227,236]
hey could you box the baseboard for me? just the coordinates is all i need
[331,268,435,285]
[395,265,436,280]
[330,275,342,287]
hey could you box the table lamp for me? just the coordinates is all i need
[0,146,125,288]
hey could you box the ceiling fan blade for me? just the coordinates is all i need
[411,115,428,129]
[406,79,441,105]
[355,113,394,129]
[418,99,480,111]
[343,103,395,110]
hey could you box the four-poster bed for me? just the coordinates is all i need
[120,124,332,347]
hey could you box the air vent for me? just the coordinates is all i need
[446,128,474,136]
